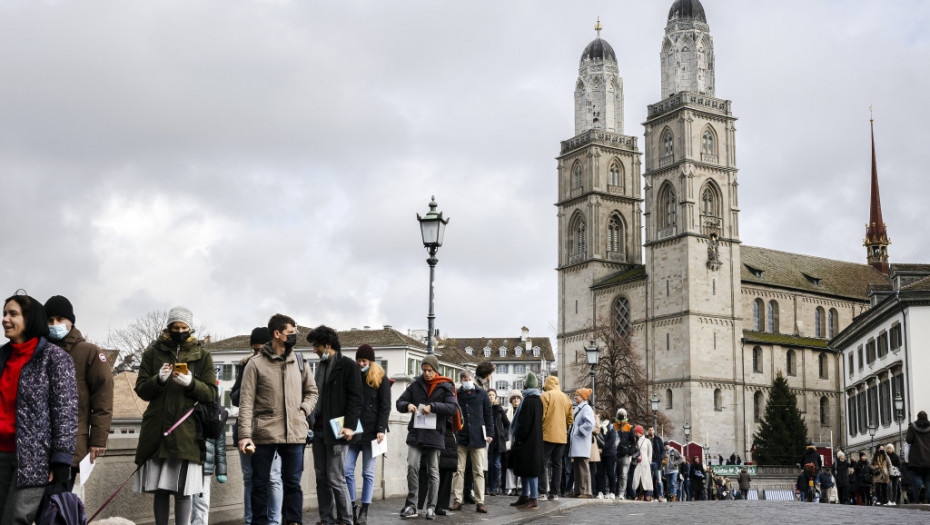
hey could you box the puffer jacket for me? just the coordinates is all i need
[203,436,228,476]
[237,344,319,445]
[55,327,113,467]
[396,376,459,449]
[906,417,930,468]
[0,337,78,488]
[134,335,217,465]
[540,376,573,444]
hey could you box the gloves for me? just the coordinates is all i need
[217,475,227,483]
[173,371,192,387]
[50,463,70,486]
[158,363,172,384]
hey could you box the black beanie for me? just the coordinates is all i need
[250,326,271,346]
[356,343,376,361]
[5,294,50,341]
[44,295,75,325]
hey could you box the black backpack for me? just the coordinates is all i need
[187,360,229,440]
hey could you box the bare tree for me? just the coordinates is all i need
[574,319,670,429]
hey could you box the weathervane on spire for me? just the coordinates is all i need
[869,104,873,123]
[595,16,602,38]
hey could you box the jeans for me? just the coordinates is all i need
[650,462,663,498]
[600,456,617,495]
[680,477,689,501]
[406,446,440,509]
[345,442,376,505]
[616,456,631,497]
[453,446,486,504]
[540,442,565,496]
[522,476,538,499]
[241,450,283,525]
[487,447,502,492]
[252,444,304,525]
[664,472,678,500]
[912,466,930,504]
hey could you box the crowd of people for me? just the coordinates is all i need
[2,293,929,525]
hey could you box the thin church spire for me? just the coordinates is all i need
[864,110,890,275]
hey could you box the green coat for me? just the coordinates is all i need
[134,335,217,465]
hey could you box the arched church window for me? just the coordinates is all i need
[815,307,826,338]
[609,161,623,190]
[828,308,838,339]
[658,184,677,231]
[768,301,779,333]
[701,128,716,156]
[819,352,828,379]
[569,212,586,261]
[699,183,722,236]
[820,396,830,425]
[662,129,674,159]
[613,296,632,342]
[666,389,673,409]
[754,391,764,422]
[608,213,625,256]
[572,162,583,189]
[752,298,764,331]
[786,349,796,376]
[752,346,762,373]
[714,388,722,411]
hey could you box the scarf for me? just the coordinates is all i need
[423,375,462,431]
[510,387,540,441]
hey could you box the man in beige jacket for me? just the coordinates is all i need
[238,314,319,525]
[539,376,573,500]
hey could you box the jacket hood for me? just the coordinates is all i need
[544,376,560,391]
[912,419,930,433]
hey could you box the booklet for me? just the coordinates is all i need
[413,413,437,429]
[372,436,388,458]
[329,416,363,439]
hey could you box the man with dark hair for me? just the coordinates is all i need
[239,314,319,525]
[44,295,113,489]
[449,370,493,513]
[647,427,665,501]
[306,325,363,525]
[475,361,495,390]
[906,410,930,503]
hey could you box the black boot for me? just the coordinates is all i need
[357,504,369,525]
[353,502,359,522]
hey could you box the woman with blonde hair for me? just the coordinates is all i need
[344,344,391,525]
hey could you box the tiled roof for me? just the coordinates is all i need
[742,330,831,350]
[903,275,930,292]
[740,246,889,300]
[112,372,148,420]
[591,265,647,289]
[440,336,555,363]
[206,326,426,351]
[892,263,930,273]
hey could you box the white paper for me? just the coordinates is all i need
[371,436,388,458]
[414,413,437,429]
[79,453,95,484]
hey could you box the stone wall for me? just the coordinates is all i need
[81,414,412,524]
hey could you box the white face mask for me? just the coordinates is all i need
[462,380,474,390]
[47,324,69,341]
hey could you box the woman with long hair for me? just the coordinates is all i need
[344,344,391,525]
[133,306,217,525]
[0,292,77,523]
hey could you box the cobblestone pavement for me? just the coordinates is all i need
[523,500,930,525]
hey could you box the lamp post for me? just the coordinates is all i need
[584,339,599,409]
[650,392,659,434]
[684,422,691,463]
[417,196,449,355]
[894,392,905,504]
[868,422,877,458]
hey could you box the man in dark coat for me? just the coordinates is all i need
[834,451,850,504]
[307,325,363,525]
[509,372,544,510]
[449,370,493,513]
[737,466,751,499]
[906,410,930,503]
[396,355,459,520]
[486,389,510,496]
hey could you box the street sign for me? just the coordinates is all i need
[710,464,757,476]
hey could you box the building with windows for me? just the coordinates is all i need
[440,326,555,392]
[831,266,930,458]
[556,1,904,459]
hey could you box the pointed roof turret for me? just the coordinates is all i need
[864,112,890,275]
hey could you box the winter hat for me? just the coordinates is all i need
[509,390,523,402]
[575,388,592,401]
[249,327,271,346]
[634,425,644,436]
[524,371,538,389]
[616,408,628,419]
[356,343,376,361]
[421,354,440,374]
[167,306,194,329]
[44,295,75,324]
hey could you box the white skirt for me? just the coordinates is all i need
[133,457,204,496]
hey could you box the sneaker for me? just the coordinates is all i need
[888,502,896,506]
[607,493,616,500]
[400,505,418,519]
[548,494,559,501]
[425,507,436,520]
[617,493,626,501]
[596,492,604,499]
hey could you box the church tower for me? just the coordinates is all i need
[557,20,642,381]
[642,0,744,451]
[864,116,890,275]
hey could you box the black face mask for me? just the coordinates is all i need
[284,334,297,349]
[171,331,190,344]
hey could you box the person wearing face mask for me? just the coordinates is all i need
[449,370,493,514]
[134,306,217,525]
[238,314,319,525]
[344,344,390,525]
[44,295,113,490]
[0,292,77,524]
[306,325,362,525]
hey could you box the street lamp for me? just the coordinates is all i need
[650,392,659,434]
[868,422,877,458]
[683,422,691,444]
[417,196,449,355]
[584,339,599,409]
[895,392,905,503]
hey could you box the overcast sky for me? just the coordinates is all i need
[1,0,928,349]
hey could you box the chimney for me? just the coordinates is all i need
[384,325,393,330]
[521,326,529,342]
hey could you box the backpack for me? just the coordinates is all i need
[187,360,229,440]
[36,492,86,525]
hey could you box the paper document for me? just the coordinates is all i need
[372,436,388,457]
[79,453,95,484]
[413,413,437,429]
[329,416,363,439]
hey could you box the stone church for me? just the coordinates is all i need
[556,0,892,459]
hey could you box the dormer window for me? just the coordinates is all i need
[532,346,541,357]
[515,347,523,357]
[483,346,491,358]
[745,264,764,278]
[803,273,822,286]
[499,347,507,357]
[465,347,473,355]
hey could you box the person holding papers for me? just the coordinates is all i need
[306,325,363,525]
[396,355,459,520]
[344,343,391,525]
[449,370,493,514]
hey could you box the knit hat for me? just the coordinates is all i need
[509,390,523,402]
[421,354,440,373]
[524,371,538,389]
[167,306,193,329]
[575,388,592,401]
[634,425,644,435]
[616,408,627,419]
[44,295,75,324]
[356,343,376,361]
[249,327,271,346]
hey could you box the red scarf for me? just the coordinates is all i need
[0,338,39,452]
[423,375,463,432]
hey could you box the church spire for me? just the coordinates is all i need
[864,111,890,275]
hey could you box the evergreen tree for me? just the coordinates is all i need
[751,372,808,465]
